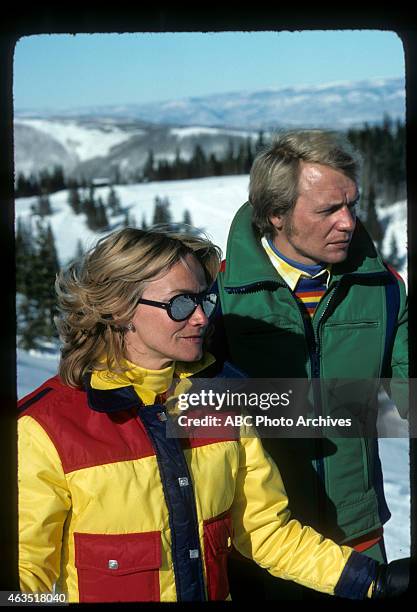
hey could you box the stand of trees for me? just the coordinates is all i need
[16,218,60,350]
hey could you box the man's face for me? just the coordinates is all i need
[270,162,358,265]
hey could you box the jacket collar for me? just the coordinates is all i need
[223,201,389,290]
[84,352,220,413]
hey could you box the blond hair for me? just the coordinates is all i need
[249,129,362,237]
[55,227,222,388]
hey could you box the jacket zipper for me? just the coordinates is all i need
[309,281,342,526]
[224,280,281,294]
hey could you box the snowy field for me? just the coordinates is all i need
[15,174,410,561]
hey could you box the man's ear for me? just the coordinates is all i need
[269,213,284,231]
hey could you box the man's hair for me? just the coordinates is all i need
[249,129,362,237]
[55,226,222,388]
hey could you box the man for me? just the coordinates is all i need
[215,130,408,600]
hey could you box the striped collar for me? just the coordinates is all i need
[261,236,332,292]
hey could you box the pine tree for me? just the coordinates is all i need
[364,185,384,249]
[141,214,148,230]
[75,239,84,260]
[36,192,52,217]
[16,217,35,295]
[17,220,60,348]
[143,150,155,182]
[152,196,172,225]
[183,209,192,226]
[68,185,81,215]
[95,197,109,230]
[123,210,136,228]
[34,220,60,336]
[18,296,46,351]
[107,185,121,215]
[190,145,207,178]
[387,234,402,269]
[255,130,265,153]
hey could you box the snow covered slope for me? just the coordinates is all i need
[14,174,407,284]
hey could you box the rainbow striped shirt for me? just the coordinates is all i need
[261,237,331,318]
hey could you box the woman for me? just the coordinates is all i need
[18,227,406,602]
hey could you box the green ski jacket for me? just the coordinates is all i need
[217,202,408,543]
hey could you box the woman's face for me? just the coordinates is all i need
[125,253,210,369]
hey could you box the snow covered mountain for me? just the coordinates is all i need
[14,118,258,182]
[16,77,404,130]
[14,77,404,182]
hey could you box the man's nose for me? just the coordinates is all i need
[336,205,356,232]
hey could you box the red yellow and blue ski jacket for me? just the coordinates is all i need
[18,354,378,602]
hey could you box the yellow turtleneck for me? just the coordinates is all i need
[90,353,216,406]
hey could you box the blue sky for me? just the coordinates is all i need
[13,31,405,111]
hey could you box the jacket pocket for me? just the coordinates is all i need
[203,511,233,601]
[74,531,161,603]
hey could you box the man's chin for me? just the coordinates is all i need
[323,244,351,264]
[325,253,349,264]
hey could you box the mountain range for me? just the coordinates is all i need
[14,77,405,182]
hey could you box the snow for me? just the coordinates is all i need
[14,175,407,280]
[379,201,408,286]
[169,127,257,139]
[15,174,410,561]
[15,175,251,264]
[15,118,144,162]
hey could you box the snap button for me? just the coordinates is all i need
[108,559,119,570]
[189,549,199,559]
[178,477,189,487]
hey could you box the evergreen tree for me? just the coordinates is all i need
[207,152,222,176]
[141,214,148,230]
[18,296,46,351]
[387,234,402,269]
[34,220,60,336]
[94,197,109,230]
[68,185,81,215]
[183,209,192,226]
[364,185,384,249]
[75,239,84,260]
[143,150,155,182]
[107,185,122,215]
[223,140,236,175]
[124,210,137,228]
[152,196,172,225]
[17,220,60,348]
[255,130,266,153]
[16,217,35,295]
[190,145,207,178]
[36,192,52,217]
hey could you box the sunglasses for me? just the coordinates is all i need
[136,291,218,322]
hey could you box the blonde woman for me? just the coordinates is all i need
[18,227,407,603]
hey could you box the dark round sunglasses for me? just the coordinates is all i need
[136,291,218,322]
